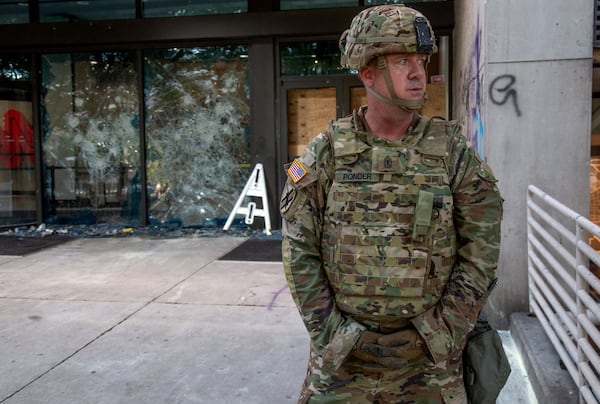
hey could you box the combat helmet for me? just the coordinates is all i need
[339,4,437,111]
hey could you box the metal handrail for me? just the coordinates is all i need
[527,185,600,404]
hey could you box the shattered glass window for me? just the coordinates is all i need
[41,51,141,225]
[144,46,250,226]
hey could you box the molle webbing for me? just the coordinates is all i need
[321,116,457,319]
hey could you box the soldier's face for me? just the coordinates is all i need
[382,53,428,100]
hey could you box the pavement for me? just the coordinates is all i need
[0,236,539,403]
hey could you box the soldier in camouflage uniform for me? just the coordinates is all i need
[280,4,503,403]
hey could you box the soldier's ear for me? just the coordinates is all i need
[358,65,375,86]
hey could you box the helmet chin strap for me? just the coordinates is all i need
[364,85,426,112]
[365,55,427,112]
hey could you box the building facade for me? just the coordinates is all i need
[0,0,453,229]
[0,0,596,327]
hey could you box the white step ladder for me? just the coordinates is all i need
[223,163,271,235]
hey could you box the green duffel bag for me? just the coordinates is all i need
[463,318,512,404]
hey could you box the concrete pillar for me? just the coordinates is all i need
[453,0,594,328]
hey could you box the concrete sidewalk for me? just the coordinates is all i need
[0,237,535,403]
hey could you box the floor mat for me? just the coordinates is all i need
[0,235,75,256]
[219,238,282,262]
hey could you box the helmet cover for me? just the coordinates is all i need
[340,4,438,69]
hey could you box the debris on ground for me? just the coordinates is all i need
[0,222,281,240]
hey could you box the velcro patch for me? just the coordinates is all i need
[287,158,307,184]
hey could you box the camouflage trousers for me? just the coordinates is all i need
[298,348,467,404]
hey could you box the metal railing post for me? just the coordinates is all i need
[576,222,589,404]
[527,187,534,314]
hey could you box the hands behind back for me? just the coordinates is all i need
[351,328,428,369]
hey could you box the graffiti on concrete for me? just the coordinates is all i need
[489,74,522,117]
[460,11,485,158]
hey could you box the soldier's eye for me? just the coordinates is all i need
[392,59,409,67]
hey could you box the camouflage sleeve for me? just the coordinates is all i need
[281,132,366,371]
[411,127,503,364]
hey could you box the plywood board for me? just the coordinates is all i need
[351,87,367,111]
[287,87,336,157]
[422,83,446,118]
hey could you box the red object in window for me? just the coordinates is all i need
[0,109,34,169]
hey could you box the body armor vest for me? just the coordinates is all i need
[321,116,457,326]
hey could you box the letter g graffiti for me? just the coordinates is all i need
[489,74,522,117]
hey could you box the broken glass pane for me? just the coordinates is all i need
[41,51,141,225]
[144,46,250,226]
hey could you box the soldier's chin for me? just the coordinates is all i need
[406,90,424,98]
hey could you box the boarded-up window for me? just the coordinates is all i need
[287,87,336,157]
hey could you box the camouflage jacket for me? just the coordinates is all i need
[281,108,503,370]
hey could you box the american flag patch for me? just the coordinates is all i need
[287,158,307,183]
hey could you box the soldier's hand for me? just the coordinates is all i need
[351,330,408,369]
[362,328,428,362]
[351,330,382,363]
